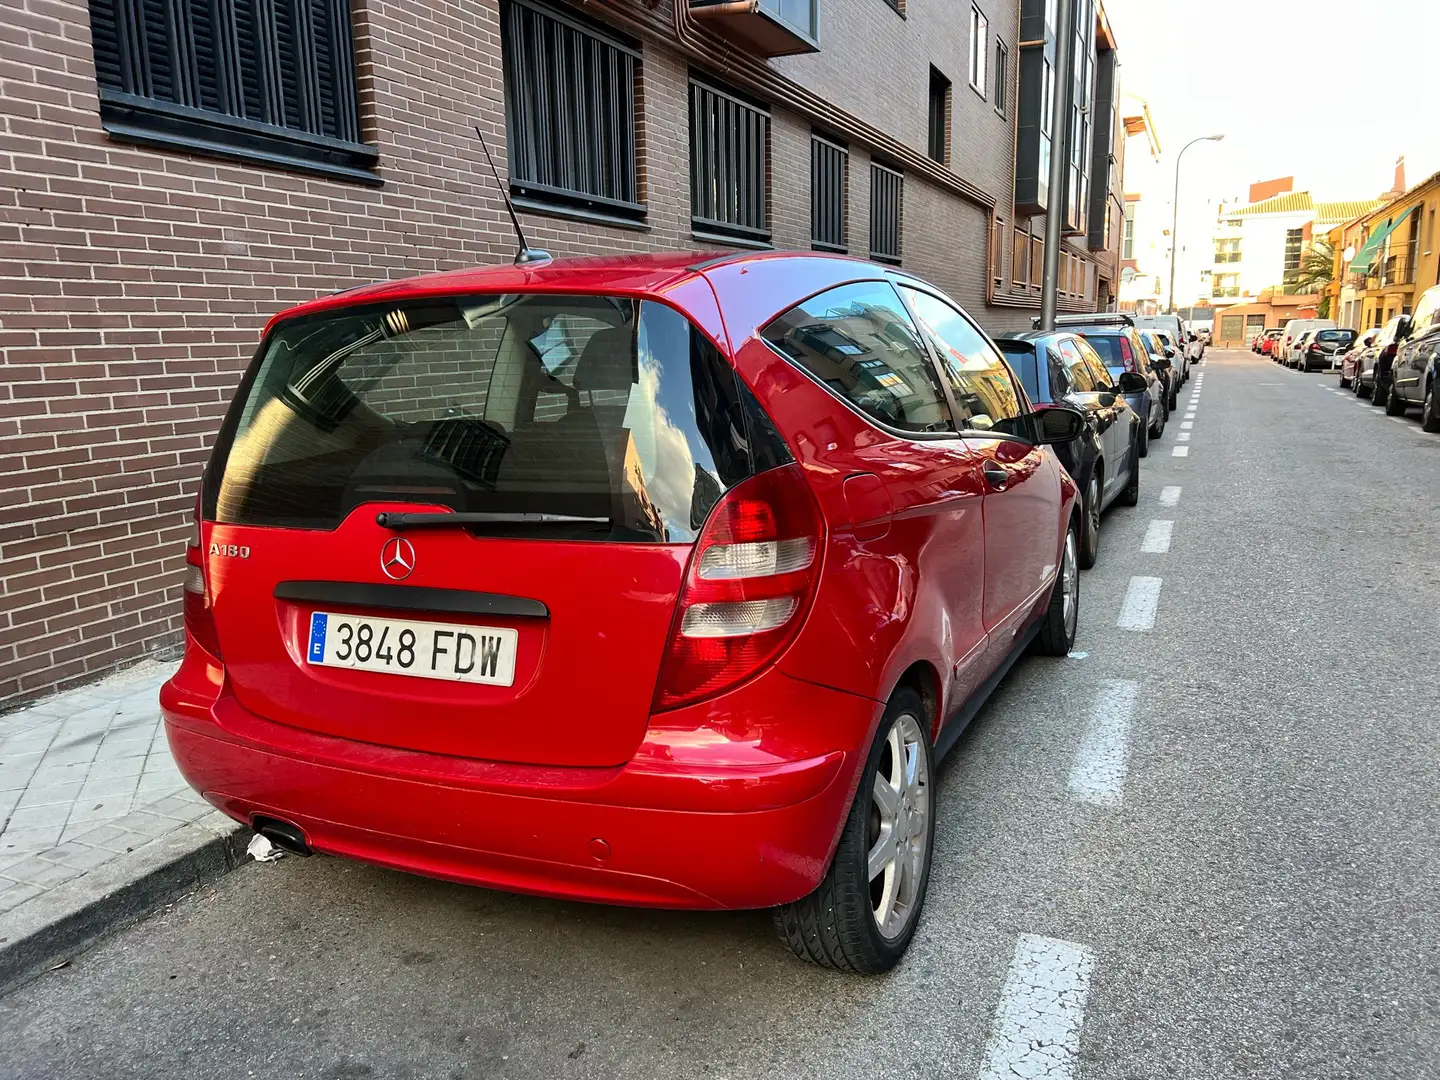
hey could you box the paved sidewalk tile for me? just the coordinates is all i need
[0,659,220,915]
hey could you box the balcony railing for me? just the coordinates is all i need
[1372,255,1415,288]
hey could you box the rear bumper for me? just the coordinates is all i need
[161,649,877,910]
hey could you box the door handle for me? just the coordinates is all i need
[983,465,1008,489]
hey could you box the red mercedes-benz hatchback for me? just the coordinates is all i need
[162,251,1083,973]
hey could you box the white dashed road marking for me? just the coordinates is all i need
[1389,417,1410,425]
[1177,431,1191,441]
[1141,519,1174,553]
[1172,445,1190,457]
[976,934,1098,1080]
[1180,421,1193,429]
[1159,485,1182,507]
[1117,576,1163,630]
[1068,678,1140,806]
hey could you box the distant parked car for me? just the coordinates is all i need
[1385,284,1440,430]
[1261,328,1283,356]
[1362,316,1410,404]
[1132,314,1191,382]
[1280,319,1337,366]
[1340,328,1380,389]
[1048,314,1168,453]
[1300,328,1357,373]
[996,330,1145,566]
[1140,330,1181,410]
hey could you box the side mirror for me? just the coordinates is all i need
[1397,315,1413,341]
[1164,347,1177,359]
[1032,404,1086,445]
[1116,371,1149,394]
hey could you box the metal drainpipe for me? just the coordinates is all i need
[1038,0,1075,331]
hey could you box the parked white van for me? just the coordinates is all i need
[1279,319,1337,367]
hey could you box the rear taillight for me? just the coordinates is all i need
[652,464,824,712]
[183,494,223,659]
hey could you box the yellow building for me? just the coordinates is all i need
[1340,167,1440,329]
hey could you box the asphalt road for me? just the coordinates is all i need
[4,350,1438,1080]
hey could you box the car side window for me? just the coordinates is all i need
[899,288,1028,437]
[1073,337,1115,389]
[1049,349,1072,400]
[1411,291,1435,334]
[761,281,954,435]
[1055,339,1099,392]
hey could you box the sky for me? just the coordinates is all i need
[1105,0,1440,207]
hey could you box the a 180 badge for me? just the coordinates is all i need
[208,543,251,558]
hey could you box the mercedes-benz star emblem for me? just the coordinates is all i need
[380,537,416,580]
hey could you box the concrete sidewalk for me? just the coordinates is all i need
[0,661,246,989]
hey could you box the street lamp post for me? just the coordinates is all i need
[1167,134,1224,316]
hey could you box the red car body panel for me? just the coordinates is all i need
[163,251,1075,910]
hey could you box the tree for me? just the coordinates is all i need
[1290,238,1335,296]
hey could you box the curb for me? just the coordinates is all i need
[0,812,249,995]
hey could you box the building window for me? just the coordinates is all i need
[690,81,770,241]
[993,40,1008,116]
[927,68,951,164]
[1282,227,1303,290]
[870,163,903,264]
[1012,227,1029,286]
[85,0,374,182]
[1031,235,1044,290]
[991,218,1005,287]
[503,0,642,219]
[1213,273,1240,298]
[969,6,988,96]
[1213,238,1241,264]
[811,135,848,252]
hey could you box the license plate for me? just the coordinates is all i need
[306,612,518,686]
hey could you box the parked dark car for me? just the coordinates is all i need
[1385,284,1440,430]
[1365,315,1411,406]
[1140,330,1182,410]
[1300,328,1357,373]
[996,330,1145,567]
[1045,315,1167,453]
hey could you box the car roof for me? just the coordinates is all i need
[259,249,894,338]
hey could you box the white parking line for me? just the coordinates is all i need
[976,934,1098,1080]
[1141,519,1174,553]
[1117,576,1163,630]
[1389,417,1410,425]
[1177,431,1191,441]
[1158,485,1182,506]
[1184,410,1197,418]
[1068,678,1140,806]
[1180,421,1193,429]
[1172,445,1190,457]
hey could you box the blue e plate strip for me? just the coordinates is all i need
[307,612,328,662]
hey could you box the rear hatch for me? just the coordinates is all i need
[201,291,783,767]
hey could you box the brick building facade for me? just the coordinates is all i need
[0,0,1123,704]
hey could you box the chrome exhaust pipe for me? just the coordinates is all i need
[252,816,314,857]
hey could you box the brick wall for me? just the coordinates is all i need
[0,0,1049,706]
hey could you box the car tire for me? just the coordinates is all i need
[1167,381,1179,411]
[1339,373,1351,389]
[1373,380,1389,408]
[772,686,935,975]
[1033,523,1080,657]
[1137,419,1150,458]
[1149,397,1166,439]
[1079,470,1100,570]
[1422,382,1440,433]
[1117,440,1140,507]
[1385,383,1408,415]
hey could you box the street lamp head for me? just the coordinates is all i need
[1205,134,1225,142]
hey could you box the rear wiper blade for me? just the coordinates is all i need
[375,511,609,531]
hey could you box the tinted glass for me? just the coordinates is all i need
[1081,330,1134,375]
[209,295,787,542]
[1073,336,1115,389]
[1055,339,1099,391]
[762,281,953,434]
[901,288,1027,435]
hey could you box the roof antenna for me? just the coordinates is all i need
[473,125,552,268]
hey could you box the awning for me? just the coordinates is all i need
[1349,206,1416,274]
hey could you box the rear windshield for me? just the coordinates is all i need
[996,344,1042,401]
[205,294,789,542]
[1079,332,1132,374]
[1315,329,1354,343]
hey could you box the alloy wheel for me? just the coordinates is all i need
[867,711,930,941]
[1062,529,1079,639]
[1088,476,1100,539]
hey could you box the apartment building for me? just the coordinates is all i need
[1336,167,1440,330]
[0,0,1127,703]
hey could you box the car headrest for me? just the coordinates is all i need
[574,327,636,391]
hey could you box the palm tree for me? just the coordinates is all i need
[1289,238,1335,295]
